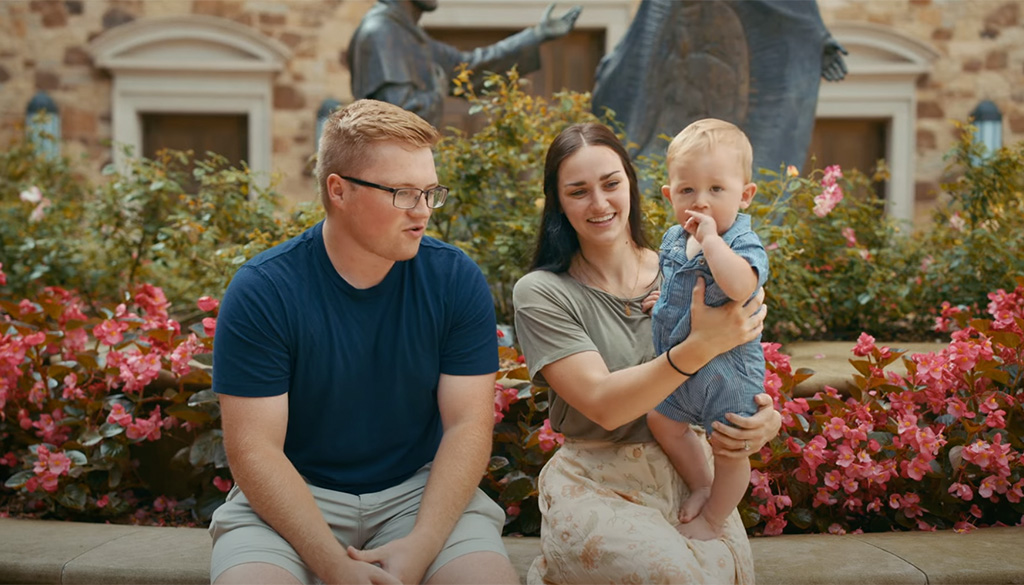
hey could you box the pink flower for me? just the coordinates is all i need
[828,523,846,535]
[842,227,857,248]
[823,165,843,184]
[537,419,564,452]
[19,186,43,203]
[786,165,799,177]
[852,332,876,357]
[197,296,220,313]
[107,403,133,427]
[813,181,844,217]
[949,482,973,501]
[823,417,846,441]
[28,198,52,223]
[213,476,233,493]
[813,488,837,508]
[763,517,787,536]
[948,212,965,231]
[93,319,128,346]
[506,504,520,517]
[202,317,217,338]
[95,495,110,508]
[0,262,6,286]
[126,406,164,441]
[169,334,204,377]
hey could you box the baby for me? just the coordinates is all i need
[649,118,769,540]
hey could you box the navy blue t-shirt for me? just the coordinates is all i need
[212,221,498,494]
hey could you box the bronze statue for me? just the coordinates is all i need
[592,0,847,175]
[349,0,582,127]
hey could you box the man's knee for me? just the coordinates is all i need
[426,551,520,585]
[214,562,302,585]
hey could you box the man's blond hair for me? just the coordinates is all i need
[666,118,754,183]
[315,99,440,207]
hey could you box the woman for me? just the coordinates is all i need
[512,122,781,584]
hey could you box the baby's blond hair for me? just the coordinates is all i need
[666,119,754,183]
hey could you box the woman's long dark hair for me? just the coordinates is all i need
[530,122,650,273]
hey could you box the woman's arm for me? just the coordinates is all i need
[539,278,766,430]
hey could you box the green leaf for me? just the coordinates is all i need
[789,507,815,529]
[99,422,124,438]
[488,456,510,472]
[187,389,218,407]
[4,470,34,489]
[57,483,87,510]
[499,475,535,504]
[78,427,105,448]
[66,450,88,466]
[166,403,212,424]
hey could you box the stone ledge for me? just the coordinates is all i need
[783,341,948,397]
[1,518,1022,584]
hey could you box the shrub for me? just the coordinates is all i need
[0,126,93,299]
[742,163,929,342]
[0,267,228,525]
[484,345,561,535]
[912,125,1024,320]
[1,131,295,315]
[742,276,1024,535]
[432,68,601,324]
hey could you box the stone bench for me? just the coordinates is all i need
[2,518,1022,584]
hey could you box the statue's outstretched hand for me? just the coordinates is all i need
[821,36,848,82]
[536,4,582,40]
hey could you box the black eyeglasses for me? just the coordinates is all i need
[340,176,449,209]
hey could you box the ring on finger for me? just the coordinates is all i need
[743,440,750,451]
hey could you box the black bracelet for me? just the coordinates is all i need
[665,347,699,377]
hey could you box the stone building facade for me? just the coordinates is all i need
[1,0,1021,227]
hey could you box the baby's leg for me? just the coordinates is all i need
[700,452,752,539]
[647,411,712,523]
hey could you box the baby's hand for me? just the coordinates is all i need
[641,290,660,314]
[683,210,719,244]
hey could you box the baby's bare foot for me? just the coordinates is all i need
[675,513,726,541]
[678,487,711,524]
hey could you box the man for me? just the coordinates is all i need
[349,0,582,127]
[209,99,518,585]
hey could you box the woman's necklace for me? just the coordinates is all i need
[575,246,643,316]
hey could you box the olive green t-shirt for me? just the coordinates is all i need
[512,269,660,443]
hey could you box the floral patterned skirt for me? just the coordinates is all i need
[527,439,755,585]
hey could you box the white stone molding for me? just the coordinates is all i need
[89,15,291,185]
[817,22,940,224]
[419,0,636,54]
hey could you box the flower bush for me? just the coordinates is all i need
[0,264,228,525]
[0,129,297,314]
[742,276,1024,535]
[482,345,562,535]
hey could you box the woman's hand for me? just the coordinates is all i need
[709,393,781,460]
[641,290,660,315]
[687,278,766,360]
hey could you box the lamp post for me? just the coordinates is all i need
[970,100,1002,157]
[25,91,61,161]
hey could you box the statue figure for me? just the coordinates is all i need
[592,0,847,175]
[349,0,582,127]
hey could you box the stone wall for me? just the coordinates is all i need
[819,0,1024,220]
[1,0,1021,224]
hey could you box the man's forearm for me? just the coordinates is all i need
[230,449,349,581]
[408,419,492,554]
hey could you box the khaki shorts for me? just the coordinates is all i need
[209,464,507,583]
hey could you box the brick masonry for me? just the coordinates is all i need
[1,0,1022,219]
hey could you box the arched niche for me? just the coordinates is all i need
[89,15,291,185]
[817,22,940,224]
